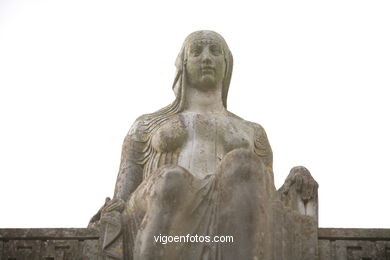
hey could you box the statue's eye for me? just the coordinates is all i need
[190,46,202,57]
[210,45,222,56]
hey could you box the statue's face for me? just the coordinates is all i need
[185,38,226,91]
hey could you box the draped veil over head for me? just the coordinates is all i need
[172,30,233,109]
[150,30,233,117]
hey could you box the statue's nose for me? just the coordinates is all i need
[201,49,212,64]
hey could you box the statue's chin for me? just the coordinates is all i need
[193,75,217,91]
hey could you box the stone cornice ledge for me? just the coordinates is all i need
[318,228,390,241]
[2,228,390,241]
[0,228,99,240]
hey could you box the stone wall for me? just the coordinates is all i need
[0,228,99,260]
[318,228,390,260]
[1,228,390,259]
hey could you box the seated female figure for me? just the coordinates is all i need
[94,30,277,260]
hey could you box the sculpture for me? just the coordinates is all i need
[89,30,319,260]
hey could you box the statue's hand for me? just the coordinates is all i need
[88,197,125,227]
[102,197,125,213]
[292,167,318,203]
[279,166,318,218]
[280,166,318,203]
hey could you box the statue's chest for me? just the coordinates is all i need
[150,113,253,177]
[151,113,252,153]
[184,113,252,152]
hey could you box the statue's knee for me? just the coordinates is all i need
[220,149,264,182]
[159,165,191,182]
[223,148,253,162]
[153,165,191,200]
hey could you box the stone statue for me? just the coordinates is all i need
[89,30,319,260]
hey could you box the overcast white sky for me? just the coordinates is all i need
[0,0,389,228]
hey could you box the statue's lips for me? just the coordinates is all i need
[201,67,215,74]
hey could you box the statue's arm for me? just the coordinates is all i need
[113,135,144,201]
[113,119,146,202]
[88,119,147,226]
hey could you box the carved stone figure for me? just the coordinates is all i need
[89,30,319,260]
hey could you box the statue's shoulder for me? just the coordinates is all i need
[227,111,266,134]
[241,119,271,157]
[248,121,266,133]
[226,111,268,137]
[126,114,151,142]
